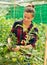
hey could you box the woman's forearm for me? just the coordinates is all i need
[20,44,32,49]
[11,44,32,51]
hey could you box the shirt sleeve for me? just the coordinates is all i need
[9,22,18,37]
[29,27,38,47]
[11,22,18,33]
[11,21,23,33]
[9,21,23,44]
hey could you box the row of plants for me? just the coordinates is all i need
[0,16,46,65]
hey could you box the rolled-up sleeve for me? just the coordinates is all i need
[9,22,17,37]
[29,28,38,47]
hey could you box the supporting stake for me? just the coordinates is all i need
[44,27,47,65]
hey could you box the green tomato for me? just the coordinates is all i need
[12,58,17,62]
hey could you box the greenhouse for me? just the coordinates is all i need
[0,0,47,65]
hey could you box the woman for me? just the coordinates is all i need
[8,5,38,51]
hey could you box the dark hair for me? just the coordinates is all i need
[25,5,35,16]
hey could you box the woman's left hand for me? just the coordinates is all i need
[12,46,20,51]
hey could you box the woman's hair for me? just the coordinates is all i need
[24,5,35,16]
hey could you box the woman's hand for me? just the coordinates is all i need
[12,45,32,51]
[21,40,26,45]
[12,46,20,51]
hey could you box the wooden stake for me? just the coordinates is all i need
[44,27,47,65]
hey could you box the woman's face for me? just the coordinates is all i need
[23,12,33,23]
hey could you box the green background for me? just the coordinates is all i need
[6,4,47,24]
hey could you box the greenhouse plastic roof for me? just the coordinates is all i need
[0,0,47,2]
[0,0,47,6]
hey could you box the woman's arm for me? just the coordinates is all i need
[11,44,32,51]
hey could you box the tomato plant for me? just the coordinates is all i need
[0,16,46,65]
